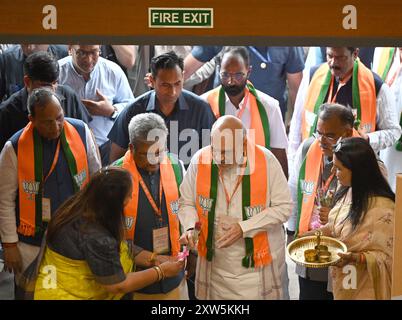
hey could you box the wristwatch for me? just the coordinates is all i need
[110,106,118,120]
[286,228,295,236]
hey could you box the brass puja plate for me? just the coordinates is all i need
[287,235,347,268]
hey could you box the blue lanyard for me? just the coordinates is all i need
[248,46,271,64]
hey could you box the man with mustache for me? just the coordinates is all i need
[202,47,289,178]
[288,47,401,168]
[287,103,355,300]
[58,45,135,165]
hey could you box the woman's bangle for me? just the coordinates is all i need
[159,265,165,281]
[153,266,162,281]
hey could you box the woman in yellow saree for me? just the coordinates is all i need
[31,167,184,300]
[316,137,395,299]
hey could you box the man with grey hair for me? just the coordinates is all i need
[287,103,355,300]
[113,112,188,300]
[0,87,101,298]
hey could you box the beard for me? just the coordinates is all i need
[222,81,247,97]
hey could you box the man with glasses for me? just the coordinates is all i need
[113,113,188,300]
[0,51,91,152]
[179,115,292,300]
[287,103,356,300]
[288,47,401,168]
[58,45,134,165]
[202,47,288,177]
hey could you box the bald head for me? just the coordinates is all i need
[211,116,247,168]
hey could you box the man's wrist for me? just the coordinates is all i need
[1,242,18,248]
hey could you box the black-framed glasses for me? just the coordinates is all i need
[219,71,247,82]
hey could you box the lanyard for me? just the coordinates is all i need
[327,69,353,103]
[40,139,61,192]
[248,46,271,64]
[316,159,336,206]
[217,165,246,212]
[138,173,163,221]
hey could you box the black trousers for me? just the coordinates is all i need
[298,276,333,300]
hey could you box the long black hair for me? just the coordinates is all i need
[333,137,395,229]
[47,167,132,244]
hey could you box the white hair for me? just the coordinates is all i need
[128,113,168,147]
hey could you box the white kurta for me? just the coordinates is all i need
[201,88,289,149]
[178,146,293,300]
[373,48,402,192]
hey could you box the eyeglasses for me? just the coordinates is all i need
[333,137,344,153]
[219,72,247,82]
[312,132,338,143]
[73,49,101,58]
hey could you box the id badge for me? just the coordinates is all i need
[42,198,51,222]
[153,226,169,254]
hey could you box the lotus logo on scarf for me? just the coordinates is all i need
[170,200,179,215]
[198,195,214,214]
[125,217,134,230]
[73,170,87,189]
[300,180,315,196]
[244,205,264,218]
[22,180,40,199]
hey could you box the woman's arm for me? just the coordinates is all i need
[102,259,185,295]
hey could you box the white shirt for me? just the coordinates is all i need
[178,146,293,299]
[374,48,402,192]
[288,64,402,168]
[0,123,101,243]
[202,88,288,149]
[58,56,135,145]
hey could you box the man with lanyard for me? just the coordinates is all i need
[372,47,402,192]
[0,88,101,298]
[113,112,188,300]
[287,103,357,300]
[288,47,401,168]
[179,115,292,300]
[202,46,289,178]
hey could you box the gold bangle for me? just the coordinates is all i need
[153,266,162,281]
[159,265,165,281]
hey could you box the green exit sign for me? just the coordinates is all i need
[148,8,214,28]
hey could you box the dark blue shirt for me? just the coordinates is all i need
[0,45,68,101]
[108,89,215,165]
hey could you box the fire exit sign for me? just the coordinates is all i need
[148,8,213,28]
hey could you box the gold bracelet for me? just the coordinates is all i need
[153,266,162,281]
[159,265,165,281]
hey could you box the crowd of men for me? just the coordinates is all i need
[0,45,400,300]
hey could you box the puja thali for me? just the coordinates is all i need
[287,231,347,268]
